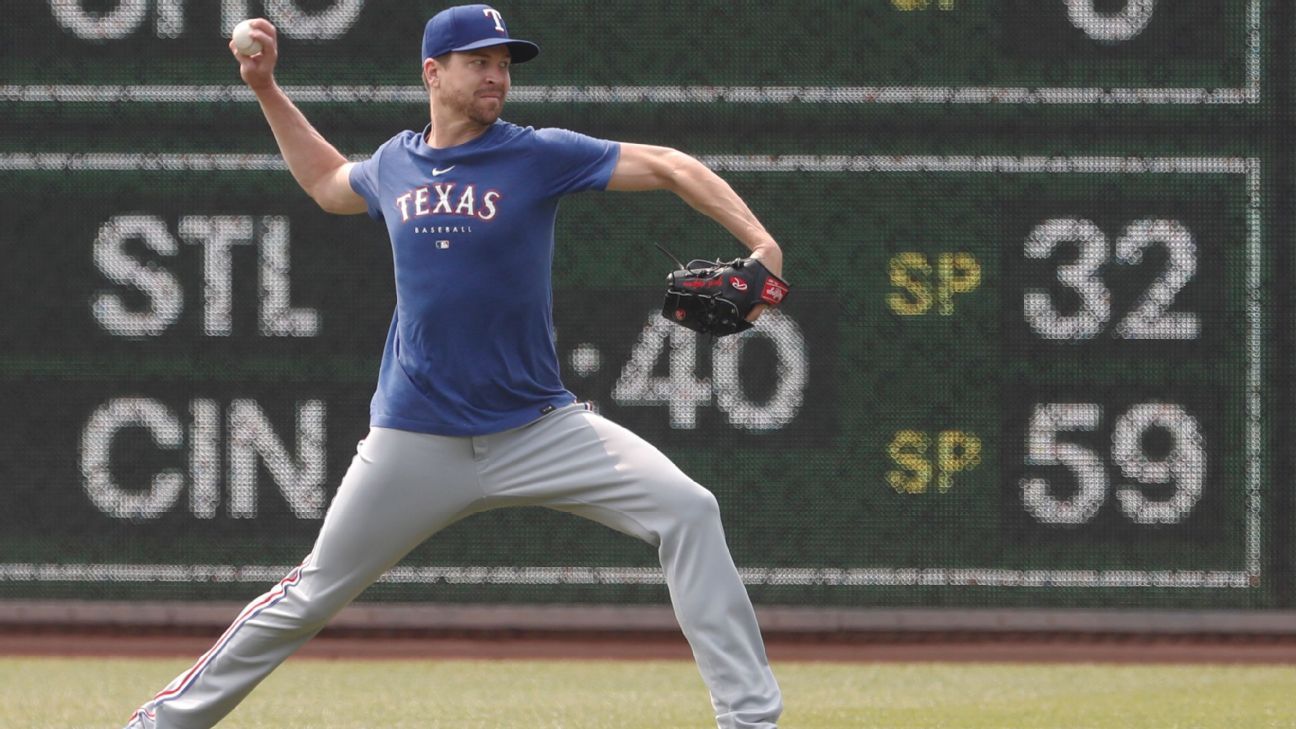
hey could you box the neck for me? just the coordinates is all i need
[425,103,493,149]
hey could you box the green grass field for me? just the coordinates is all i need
[2,657,1294,728]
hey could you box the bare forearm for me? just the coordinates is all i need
[669,156,782,276]
[253,82,349,200]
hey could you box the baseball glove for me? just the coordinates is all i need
[656,245,790,336]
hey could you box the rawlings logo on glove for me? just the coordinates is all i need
[655,244,790,336]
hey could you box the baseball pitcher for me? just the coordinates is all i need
[127,5,785,728]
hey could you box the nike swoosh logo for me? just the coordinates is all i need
[432,166,456,176]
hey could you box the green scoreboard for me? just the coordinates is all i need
[0,1,1284,609]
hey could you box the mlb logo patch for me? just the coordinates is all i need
[435,240,451,249]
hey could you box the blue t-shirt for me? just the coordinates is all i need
[348,120,620,436]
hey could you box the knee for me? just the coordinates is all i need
[668,482,722,528]
[293,594,337,630]
[266,582,340,632]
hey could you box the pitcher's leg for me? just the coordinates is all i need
[127,428,480,729]
[483,407,782,729]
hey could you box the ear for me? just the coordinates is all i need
[423,57,439,88]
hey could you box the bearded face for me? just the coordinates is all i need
[429,47,511,126]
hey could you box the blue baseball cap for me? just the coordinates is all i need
[421,5,540,64]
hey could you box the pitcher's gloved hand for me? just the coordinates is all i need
[660,254,789,336]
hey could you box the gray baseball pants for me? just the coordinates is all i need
[126,403,782,728]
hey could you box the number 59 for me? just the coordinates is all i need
[1021,402,1206,525]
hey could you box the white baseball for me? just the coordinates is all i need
[232,20,262,56]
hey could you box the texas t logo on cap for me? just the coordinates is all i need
[481,8,505,31]
[422,4,541,63]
